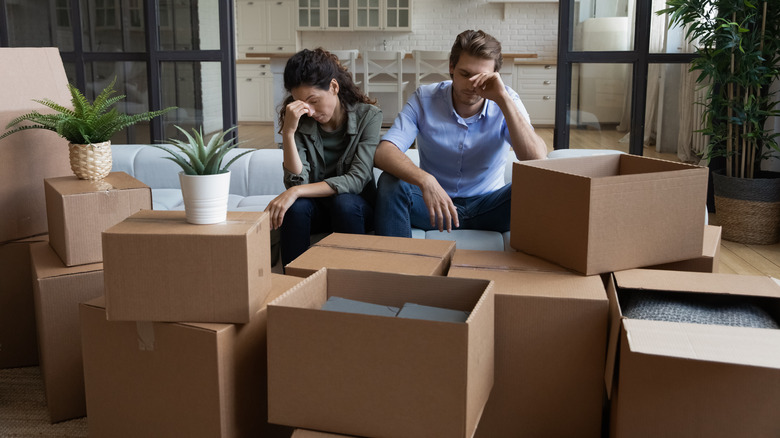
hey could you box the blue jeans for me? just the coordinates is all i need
[280,193,374,266]
[374,172,511,237]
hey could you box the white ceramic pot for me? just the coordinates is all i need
[179,171,231,225]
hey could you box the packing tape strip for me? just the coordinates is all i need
[313,243,443,259]
[136,321,155,351]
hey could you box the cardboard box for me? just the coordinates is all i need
[284,232,455,277]
[30,241,103,423]
[102,210,271,323]
[606,269,780,437]
[267,268,494,438]
[448,249,608,438]
[0,235,48,368]
[0,48,73,244]
[646,224,721,273]
[45,172,152,266]
[292,430,355,438]
[80,273,303,438]
[510,154,709,275]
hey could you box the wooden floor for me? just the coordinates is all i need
[236,123,779,279]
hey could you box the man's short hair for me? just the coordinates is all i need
[449,30,503,72]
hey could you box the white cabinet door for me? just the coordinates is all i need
[237,0,297,56]
[237,64,274,122]
[267,0,297,52]
[514,64,556,126]
[236,0,266,55]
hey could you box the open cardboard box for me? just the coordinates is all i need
[0,48,72,244]
[80,273,302,438]
[267,268,494,438]
[284,232,455,277]
[606,269,780,437]
[102,210,271,323]
[448,249,608,438]
[510,154,708,275]
[45,172,151,266]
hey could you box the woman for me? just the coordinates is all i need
[266,48,382,266]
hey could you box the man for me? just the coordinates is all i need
[374,29,548,237]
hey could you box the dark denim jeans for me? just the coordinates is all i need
[280,193,374,266]
[374,172,511,237]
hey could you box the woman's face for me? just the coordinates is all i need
[290,79,341,127]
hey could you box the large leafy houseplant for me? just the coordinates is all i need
[0,77,175,180]
[661,0,780,244]
[662,0,780,177]
[153,125,253,224]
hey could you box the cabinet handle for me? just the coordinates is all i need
[544,65,552,69]
[248,1,254,4]
[277,46,283,50]
[543,95,552,100]
[543,80,551,85]
[246,78,253,82]
[277,1,282,4]
[248,46,255,50]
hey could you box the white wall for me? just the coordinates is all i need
[298,0,559,60]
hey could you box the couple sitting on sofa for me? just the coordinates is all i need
[265,30,548,266]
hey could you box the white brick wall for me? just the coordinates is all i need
[298,0,559,59]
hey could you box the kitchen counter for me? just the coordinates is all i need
[245,52,539,60]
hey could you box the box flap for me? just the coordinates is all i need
[45,172,149,196]
[0,48,71,112]
[515,154,622,177]
[615,269,780,299]
[450,249,571,273]
[703,225,722,258]
[315,232,455,258]
[105,210,266,236]
[30,241,102,279]
[623,318,780,369]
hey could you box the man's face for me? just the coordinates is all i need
[449,53,497,108]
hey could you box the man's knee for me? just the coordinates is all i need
[376,172,405,197]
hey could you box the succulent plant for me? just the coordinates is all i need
[152,125,253,175]
[0,77,175,144]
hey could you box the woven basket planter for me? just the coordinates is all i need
[712,171,780,245]
[68,141,113,180]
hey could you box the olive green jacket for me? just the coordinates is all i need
[283,102,382,195]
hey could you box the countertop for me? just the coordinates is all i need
[244,52,542,60]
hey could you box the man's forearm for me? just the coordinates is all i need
[496,94,548,160]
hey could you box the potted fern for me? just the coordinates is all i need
[0,77,174,181]
[661,0,780,244]
[152,125,253,224]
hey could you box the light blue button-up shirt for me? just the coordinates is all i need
[381,81,532,198]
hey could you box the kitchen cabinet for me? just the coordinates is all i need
[354,0,411,31]
[298,0,411,31]
[514,64,556,126]
[236,0,297,56]
[237,63,274,122]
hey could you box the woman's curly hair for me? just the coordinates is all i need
[278,48,375,133]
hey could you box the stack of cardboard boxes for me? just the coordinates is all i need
[79,209,309,438]
[4,49,778,438]
[0,48,72,372]
[281,155,779,438]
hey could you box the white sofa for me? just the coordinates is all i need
[111,144,522,251]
